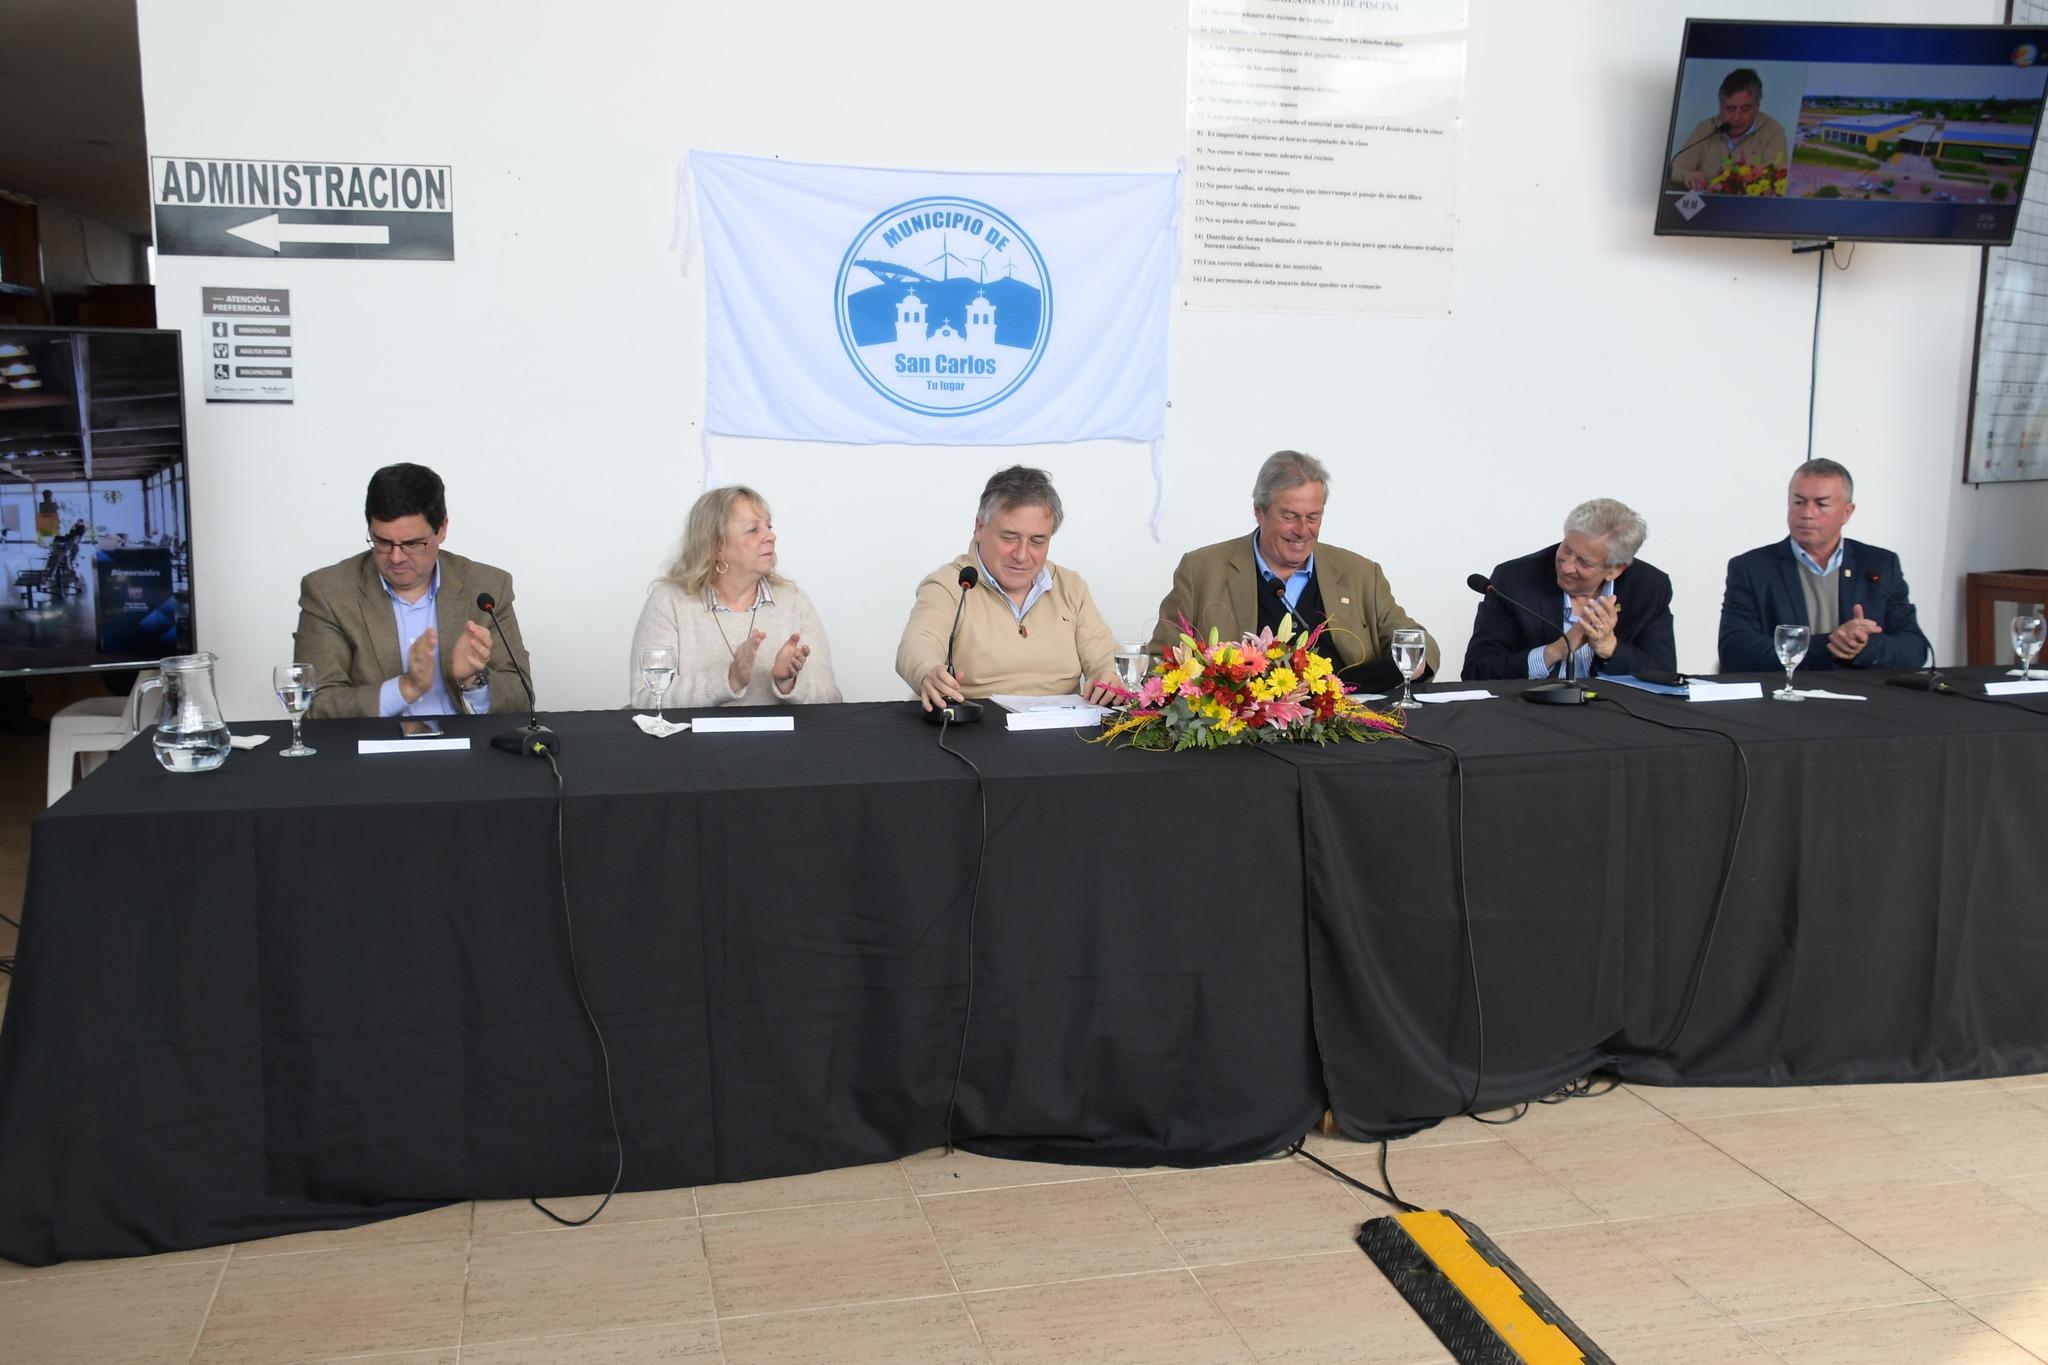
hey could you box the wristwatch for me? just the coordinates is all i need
[461,669,488,691]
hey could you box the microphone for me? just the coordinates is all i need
[923,566,984,726]
[1668,121,1736,173]
[1467,573,1590,706]
[475,591,559,756]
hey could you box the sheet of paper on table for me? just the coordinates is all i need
[693,715,796,733]
[1413,689,1493,704]
[1788,688,1868,701]
[357,737,472,754]
[1986,679,2048,696]
[1687,681,1765,702]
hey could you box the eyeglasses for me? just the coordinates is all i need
[367,535,434,558]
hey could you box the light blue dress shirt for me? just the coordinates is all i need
[1525,580,1616,680]
[1790,536,1844,578]
[375,563,491,717]
[973,545,1053,622]
[1251,531,1315,613]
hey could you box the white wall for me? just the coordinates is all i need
[134,0,2043,721]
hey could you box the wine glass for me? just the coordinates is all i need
[638,646,677,722]
[1772,624,1810,701]
[1112,641,1151,695]
[2014,614,2045,681]
[1391,628,1426,710]
[273,662,317,757]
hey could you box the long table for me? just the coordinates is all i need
[0,675,2042,1264]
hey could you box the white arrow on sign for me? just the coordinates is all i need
[225,214,392,252]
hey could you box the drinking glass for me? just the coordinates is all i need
[1112,641,1151,694]
[1391,628,1426,710]
[1772,624,1810,701]
[273,662,318,757]
[2012,614,2045,681]
[639,646,677,722]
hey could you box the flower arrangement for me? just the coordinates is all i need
[1097,615,1404,751]
[1708,157,1787,197]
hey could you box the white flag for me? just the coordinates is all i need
[692,152,1177,445]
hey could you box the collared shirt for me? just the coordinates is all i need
[973,545,1052,623]
[1525,579,1616,680]
[1250,531,1315,613]
[1790,536,1844,578]
[706,578,776,613]
[375,563,491,717]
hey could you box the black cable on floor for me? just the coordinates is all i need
[1588,693,1752,1060]
[529,748,624,1228]
[935,715,990,1155]
[1281,1134,1419,1213]
[1394,730,1486,1117]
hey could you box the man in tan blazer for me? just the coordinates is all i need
[1149,450,1437,692]
[293,463,533,719]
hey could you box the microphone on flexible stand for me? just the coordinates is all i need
[1668,120,1735,171]
[474,592,559,756]
[923,566,984,726]
[1466,573,1591,706]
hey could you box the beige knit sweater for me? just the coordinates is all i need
[894,552,1117,700]
[627,578,842,708]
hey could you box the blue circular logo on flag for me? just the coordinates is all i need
[834,196,1052,417]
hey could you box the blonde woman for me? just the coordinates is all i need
[628,486,841,708]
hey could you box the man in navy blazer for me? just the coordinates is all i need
[1464,498,1677,681]
[1718,457,1929,673]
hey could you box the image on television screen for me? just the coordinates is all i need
[1656,22,2048,245]
[0,327,195,676]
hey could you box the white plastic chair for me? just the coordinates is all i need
[46,673,154,807]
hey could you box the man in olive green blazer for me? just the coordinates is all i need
[293,464,533,720]
[1148,451,1437,691]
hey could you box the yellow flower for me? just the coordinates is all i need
[1265,666,1298,695]
[1218,715,1246,736]
[1267,646,1285,660]
[1302,652,1333,681]
[1160,667,1188,695]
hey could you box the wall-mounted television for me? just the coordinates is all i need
[0,327,196,676]
[1656,20,2048,245]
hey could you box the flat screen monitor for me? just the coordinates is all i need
[0,326,196,676]
[1656,20,2048,245]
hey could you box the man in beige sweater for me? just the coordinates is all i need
[897,466,1120,710]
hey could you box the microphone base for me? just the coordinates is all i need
[921,699,984,726]
[1522,681,1592,706]
[491,723,561,756]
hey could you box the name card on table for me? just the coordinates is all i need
[693,716,796,733]
[1413,689,1493,704]
[994,694,1111,730]
[1986,679,2048,696]
[357,737,472,754]
[1687,681,1765,703]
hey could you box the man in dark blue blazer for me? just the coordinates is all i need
[1464,498,1677,681]
[1718,457,1929,673]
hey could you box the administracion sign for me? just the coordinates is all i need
[152,157,454,260]
[692,152,1176,445]
[201,288,293,403]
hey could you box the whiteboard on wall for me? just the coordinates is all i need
[1963,0,2048,484]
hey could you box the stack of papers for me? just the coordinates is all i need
[992,694,1111,731]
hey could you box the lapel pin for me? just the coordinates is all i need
[1340,596,1351,605]
[1842,568,1851,578]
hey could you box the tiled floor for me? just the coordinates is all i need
[2,740,2047,1361]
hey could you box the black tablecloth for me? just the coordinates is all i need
[0,703,1319,1264]
[1283,674,2048,1138]
[0,676,2042,1263]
